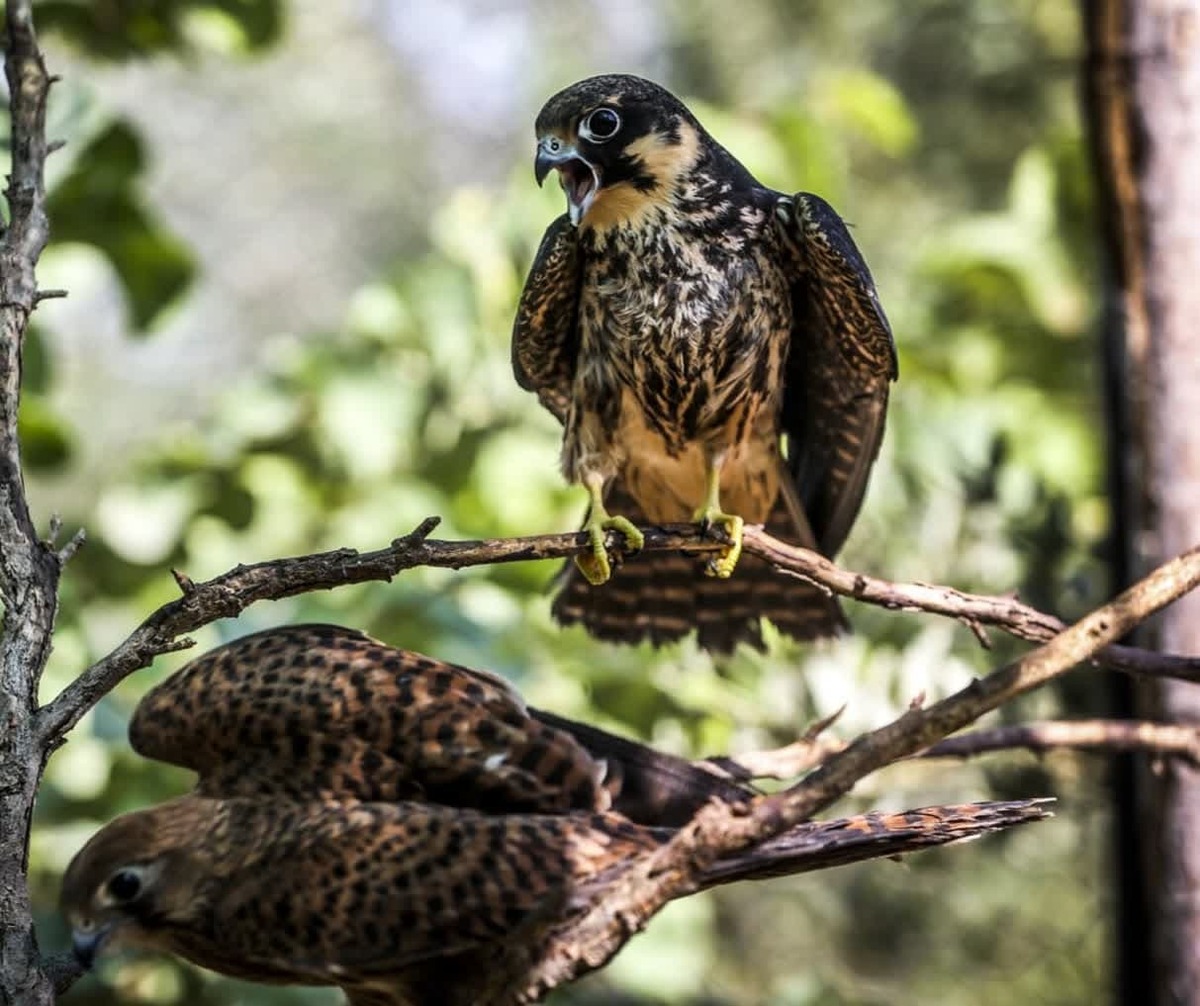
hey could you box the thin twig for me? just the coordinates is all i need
[779,541,1200,814]
[710,718,1200,779]
[922,719,1200,766]
[705,707,848,780]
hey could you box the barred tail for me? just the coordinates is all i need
[552,481,844,653]
[698,799,1054,889]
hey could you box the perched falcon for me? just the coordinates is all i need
[513,74,897,652]
[62,625,1050,1005]
[61,794,1049,1006]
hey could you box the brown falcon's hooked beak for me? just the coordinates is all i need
[72,922,111,968]
[535,137,601,226]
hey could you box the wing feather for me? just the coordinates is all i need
[777,192,897,556]
[511,213,580,424]
[129,625,607,814]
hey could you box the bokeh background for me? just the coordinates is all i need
[18,1,1102,1003]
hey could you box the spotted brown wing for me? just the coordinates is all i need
[777,192,898,557]
[130,624,608,814]
[512,212,580,424]
[202,799,655,995]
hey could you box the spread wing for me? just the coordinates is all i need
[512,213,580,424]
[131,623,756,826]
[776,192,898,557]
[129,624,608,814]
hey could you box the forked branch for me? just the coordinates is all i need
[519,543,1200,998]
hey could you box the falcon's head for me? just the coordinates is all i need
[533,74,707,230]
[60,799,215,968]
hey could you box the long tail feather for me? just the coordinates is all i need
[699,799,1054,888]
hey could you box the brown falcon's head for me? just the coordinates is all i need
[60,798,217,969]
[533,74,708,230]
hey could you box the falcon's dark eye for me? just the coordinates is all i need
[580,107,621,142]
[106,868,143,903]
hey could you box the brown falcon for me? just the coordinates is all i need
[62,795,1048,1006]
[61,625,1050,1005]
[513,74,897,652]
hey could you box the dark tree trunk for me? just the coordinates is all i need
[1084,0,1200,1002]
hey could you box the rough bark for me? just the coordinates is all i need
[0,3,65,1005]
[1084,0,1200,1001]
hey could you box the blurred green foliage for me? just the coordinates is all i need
[16,1,1108,1004]
[47,120,194,329]
[36,0,282,60]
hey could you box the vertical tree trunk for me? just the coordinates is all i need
[1,4,64,1004]
[1084,0,1200,1002]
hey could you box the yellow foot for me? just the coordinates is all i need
[694,508,744,579]
[576,514,644,586]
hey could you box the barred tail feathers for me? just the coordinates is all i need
[551,480,844,653]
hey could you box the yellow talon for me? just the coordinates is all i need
[577,514,644,585]
[694,456,743,578]
[695,508,743,578]
[576,478,644,586]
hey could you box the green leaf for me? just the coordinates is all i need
[18,396,73,471]
[824,68,919,157]
[46,120,195,331]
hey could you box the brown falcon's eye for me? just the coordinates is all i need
[580,107,621,142]
[106,868,143,903]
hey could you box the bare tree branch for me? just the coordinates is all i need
[716,718,1200,779]
[477,798,1056,1005]
[518,543,1200,999]
[923,720,1200,765]
[740,526,1200,680]
[36,520,1200,746]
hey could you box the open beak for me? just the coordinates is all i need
[535,139,601,226]
[72,925,110,968]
